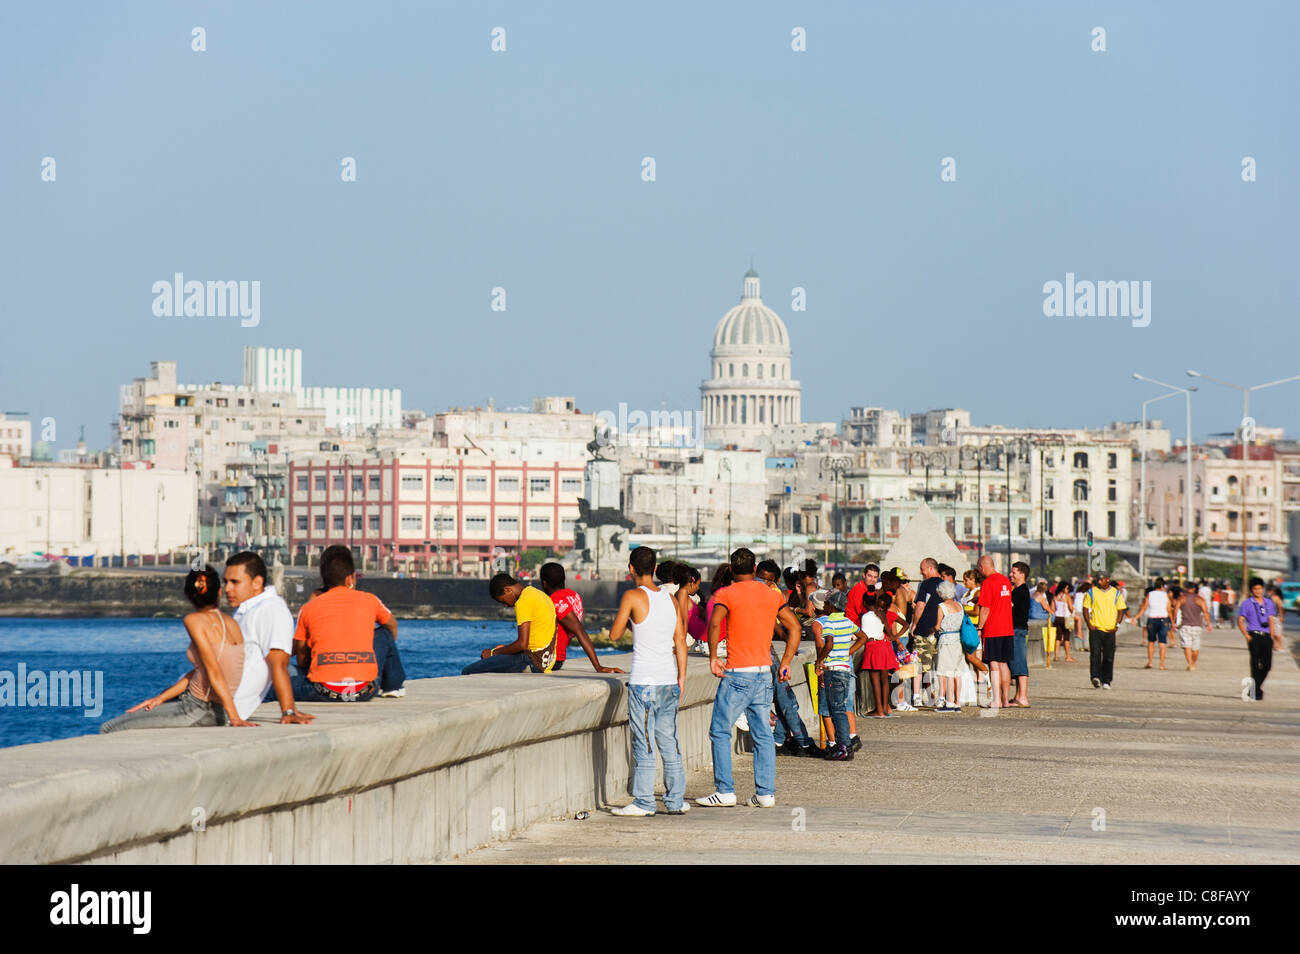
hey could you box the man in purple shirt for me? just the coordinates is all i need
[1237,577,1280,701]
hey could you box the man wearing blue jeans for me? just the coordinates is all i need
[1008,561,1032,707]
[697,548,802,808]
[608,547,689,816]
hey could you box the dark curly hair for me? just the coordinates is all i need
[185,565,221,608]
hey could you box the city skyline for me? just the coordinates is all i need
[4,2,1299,450]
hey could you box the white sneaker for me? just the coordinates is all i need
[895,702,917,712]
[935,697,946,710]
[378,687,406,698]
[1102,683,1111,690]
[734,712,750,731]
[666,802,691,815]
[695,791,738,807]
[746,794,776,808]
[611,802,655,816]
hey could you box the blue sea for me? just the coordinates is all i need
[0,617,618,749]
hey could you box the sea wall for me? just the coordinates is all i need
[0,652,817,864]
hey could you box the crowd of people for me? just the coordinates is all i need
[100,542,1286,803]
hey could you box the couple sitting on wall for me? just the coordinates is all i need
[101,545,405,733]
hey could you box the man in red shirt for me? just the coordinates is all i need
[538,562,624,674]
[697,548,801,809]
[846,563,882,627]
[976,554,1014,708]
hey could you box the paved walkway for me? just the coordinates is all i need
[458,620,1299,864]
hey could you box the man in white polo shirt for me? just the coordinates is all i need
[223,552,315,724]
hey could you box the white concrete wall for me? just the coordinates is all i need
[0,652,816,865]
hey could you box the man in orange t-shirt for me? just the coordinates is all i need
[293,545,401,702]
[696,548,801,809]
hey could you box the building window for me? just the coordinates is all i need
[314,475,326,492]
[297,515,308,531]
[434,515,456,532]
[401,474,424,492]
[529,477,551,494]
[352,515,363,531]
[369,515,380,531]
[333,515,344,531]
[333,474,344,491]
[466,476,487,492]
[497,516,520,534]
[1108,453,1118,469]
[498,476,520,493]
[432,475,455,493]
[369,474,381,491]
[352,476,364,493]
[963,517,973,536]
[1073,479,1089,502]
[1018,518,1028,535]
[400,514,422,532]
[1108,511,1117,536]
[466,516,487,532]
[314,515,326,532]
[560,477,582,494]
[1108,479,1117,502]
[297,475,308,492]
[560,517,576,535]
[529,516,551,533]
[1073,452,1089,469]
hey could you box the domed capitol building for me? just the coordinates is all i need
[700,267,802,448]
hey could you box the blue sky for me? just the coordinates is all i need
[3,1,1298,450]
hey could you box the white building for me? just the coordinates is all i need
[1141,448,1285,546]
[700,268,802,449]
[242,346,402,432]
[0,464,198,560]
[621,448,767,538]
[0,413,32,460]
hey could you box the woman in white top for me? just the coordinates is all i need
[1052,584,1077,663]
[1137,579,1172,670]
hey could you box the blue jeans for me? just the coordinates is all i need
[460,647,545,675]
[822,668,852,747]
[1010,628,1029,678]
[709,670,776,797]
[771,660,811,747]
[627,683,685,812]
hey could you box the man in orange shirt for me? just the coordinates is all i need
[292,545,402,702]
[696,548,801,808]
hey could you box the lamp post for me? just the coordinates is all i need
[1033,435,1066,575]
[718,456,733,555]
[1186,370,1300,597]
[1133,375,1196,580]
[820,454,850,570]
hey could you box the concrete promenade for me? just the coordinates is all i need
[460,623,1300,864]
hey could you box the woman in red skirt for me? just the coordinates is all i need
[862,592,900,717]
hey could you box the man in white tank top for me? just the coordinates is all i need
[608,546,688,817]
[1136,578,1172,670]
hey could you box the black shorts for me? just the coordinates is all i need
[982,635,1014,664]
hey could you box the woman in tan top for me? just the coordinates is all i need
[101,566,254,732]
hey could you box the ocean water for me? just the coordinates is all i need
[0,617,614,749]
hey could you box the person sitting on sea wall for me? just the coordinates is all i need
[538,561,624,674]
[462,573,559,674]
[101,566,254,732]
[291,545,402,703]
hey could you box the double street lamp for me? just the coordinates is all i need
[1186,370,1300,596]
[1133,374,1196,580]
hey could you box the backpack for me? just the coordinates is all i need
[960,615,980,653]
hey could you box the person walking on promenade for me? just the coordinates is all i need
[1237,577,1280,701]
[976,555,1015,708]
[1008,561,1032,707]
[293,546,402,700]
[1136,577,1172,670]
[102,567,252,732]
[463,573,557,675]
[1082,570,1127,690]
[1051,583,1077,663]
[223,551,315,724]
[1176,584,1213,671]
[609,547,689,816]
[538,562,623,674]
[697,548,801,808]
[812,588,865,760]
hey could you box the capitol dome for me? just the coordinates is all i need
[700,267,802,448]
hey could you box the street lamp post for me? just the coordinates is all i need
[718,456,733,556]
[820,455,850,571]
[1187,370,1300,596]
[1132,376,1195,580]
